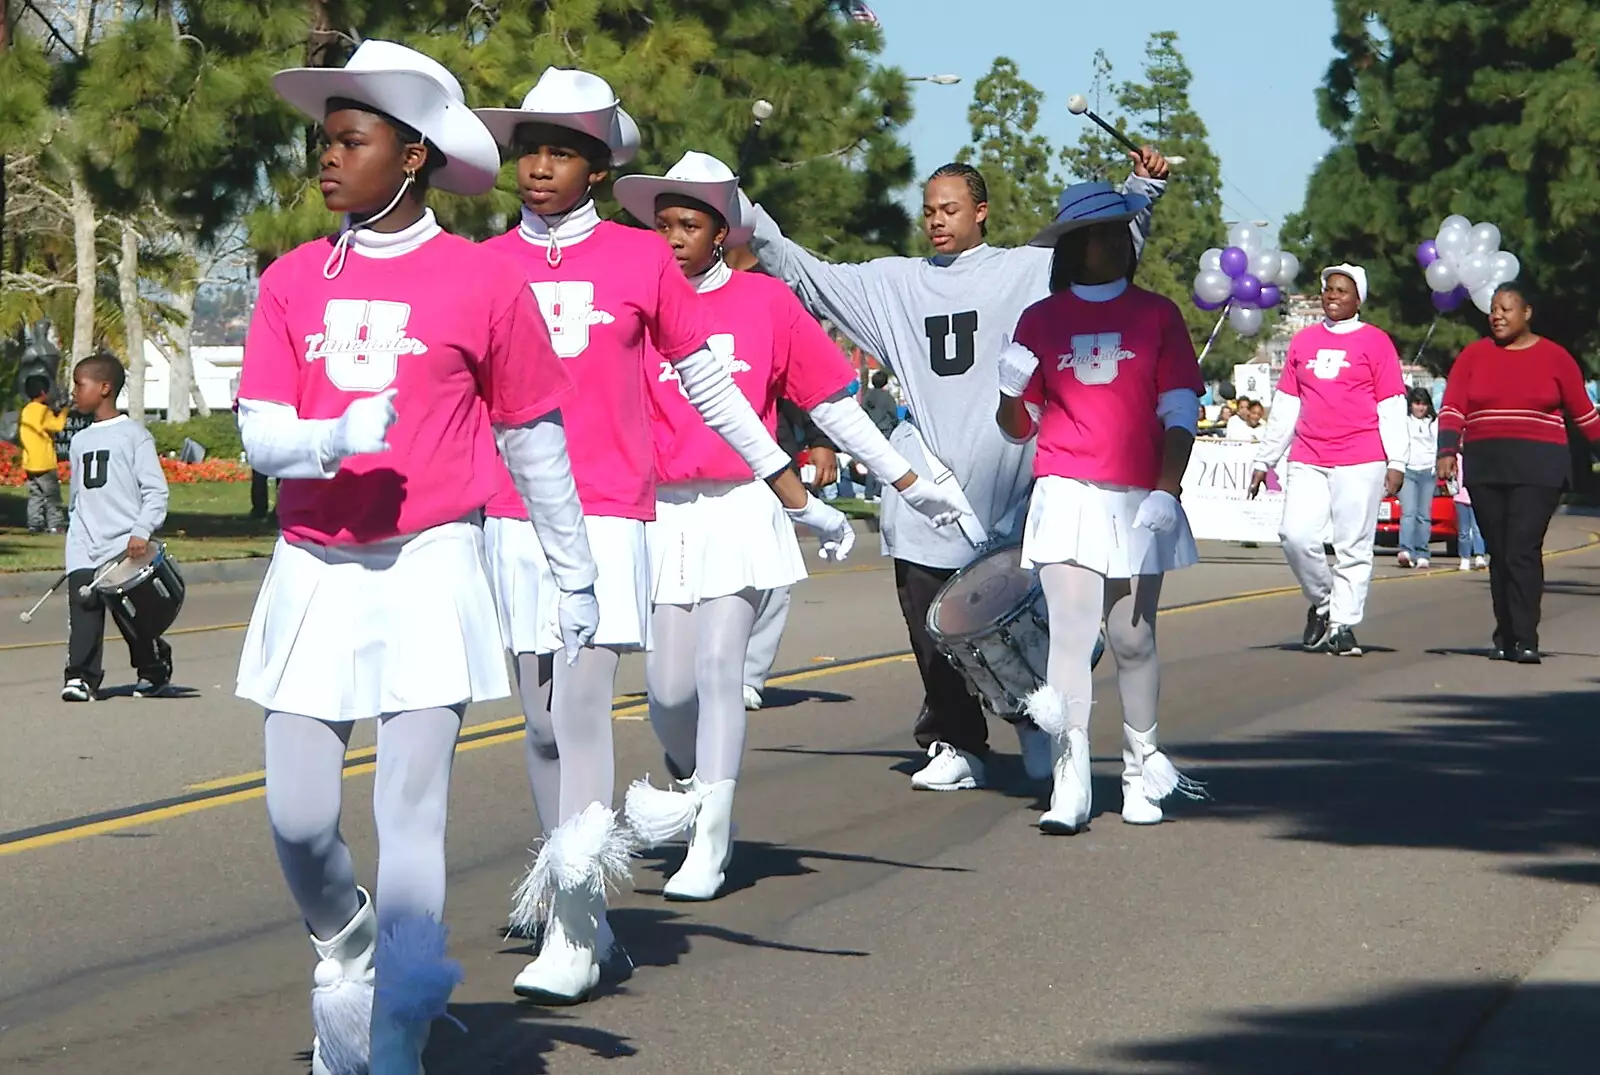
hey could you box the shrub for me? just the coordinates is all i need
[149,412,244,460]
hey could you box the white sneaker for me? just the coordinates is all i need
[1473,555,1489,570]
[61,678,93,702]
[1459,558,1473,571]
[742,685,762,711]
[910,741,986,791]
[1416,557,1431,569]
[1039,728,1091,834]
[1014,721,1053,782]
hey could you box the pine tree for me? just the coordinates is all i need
[953,57,1058,248]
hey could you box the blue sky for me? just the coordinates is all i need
[871,0,1338,239]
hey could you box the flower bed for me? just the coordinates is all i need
[0,443,249,486]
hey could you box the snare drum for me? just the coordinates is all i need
[92,542,186,638]
[926,545,1103,719]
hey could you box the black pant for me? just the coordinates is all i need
[1468,482,1562,651]
[251,470,277,518]
[66,568,173,690]
[895,559,988,756]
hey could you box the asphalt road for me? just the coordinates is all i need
[3,524,1599,1074]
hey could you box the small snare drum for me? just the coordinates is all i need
[92,542,187,638]
[926,544,1103,718]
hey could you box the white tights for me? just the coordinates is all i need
[1038,564,1163,734]
[646,590,761,784]
[514,645,621,835]
[264,706,463,940]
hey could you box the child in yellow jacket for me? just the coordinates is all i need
[19,374,68,533]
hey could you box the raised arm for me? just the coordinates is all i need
[748,205,894,364]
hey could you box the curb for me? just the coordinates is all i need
[1449,895,1600,1074]
[0,556,270,600]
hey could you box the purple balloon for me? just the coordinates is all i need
[1231,273,1263,304]
[1416,239,1439,268]
[1220,246,1250,278]
[1258,284,1282,309]
[1431,287,1464,313]
[1194,293,1227,311]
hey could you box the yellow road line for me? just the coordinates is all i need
[4,533,1596,858]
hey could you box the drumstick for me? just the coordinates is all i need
[1066,94,1144,156]
[19,572,68,624]
[736,99,774,178]
[77,554,129,600]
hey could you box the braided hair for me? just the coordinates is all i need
[927,163,988,236]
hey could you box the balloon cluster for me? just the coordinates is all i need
[1417,215,1519,315]
[1192,223,1301,338]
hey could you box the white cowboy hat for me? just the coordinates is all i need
[474,68,640,166]
[272,40,500,197]
[1320,262,1369,303]
[1028,181,1152,248]
[612,151,754,244]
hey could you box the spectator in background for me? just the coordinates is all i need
[1452,455,1487,572]
[1397,386,1438,568]
[862,370,900,437]
[1225,396,1264,443]
[19,374,68,533]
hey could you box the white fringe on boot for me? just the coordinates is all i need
[1023,684,1083,739]
[311,960,373,1075]
[624,774,701,845]
[508,802,635,939]
[373,916,465,1030]
[1133,742,1210,802]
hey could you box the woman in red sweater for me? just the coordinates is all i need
[1437,282,1600,662]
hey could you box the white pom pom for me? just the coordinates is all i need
[1066,94,1089,115]
[752,99,774,120]
[311,960,372,1074]
[1023,685,1069,738]
[624,776,702,846]
[508,803,635,937]
[373,915,463,1028]
[313,957,343,988]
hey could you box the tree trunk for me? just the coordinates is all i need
[68,174,97,363]
[119,221,147,422]
[166,283,198,421]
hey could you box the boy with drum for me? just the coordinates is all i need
[61,354,174,702]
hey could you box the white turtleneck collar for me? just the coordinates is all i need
[1323,313,1364,335]
[688,257,732,294]
[344,209,442,260]
[518,200,601,267]
[1070,279,1129,303]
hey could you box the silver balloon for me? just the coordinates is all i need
[1458,253,1493,291]
[1491,251,1520,283]
[1471,282,1497,315]
[1436,227,1470,260]
[1199,247,1223,273]
[1228,304,1264,337]
[1424,259,1459,293]
[1438,214,1472,239]
[1195,269,1234,305]
[1227,223,1264,254]
[1275,251,1301,286]
[1250,250,1280,282]
[1470,222,1501,254]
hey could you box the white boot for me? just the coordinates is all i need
[1121,723,1208,825]
[1039,728,1092,834]
[664,779,736,901]
[310,887,376,1075]
[1023,686,1092,835]
[368,914,463,1075]
[510,803,633,1005]
[625,774,738,902]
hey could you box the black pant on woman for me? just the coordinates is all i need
[1467,482,1562,651]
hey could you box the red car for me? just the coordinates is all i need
[1375,478,1459,556]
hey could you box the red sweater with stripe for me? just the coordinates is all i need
[1438,336,1600,487]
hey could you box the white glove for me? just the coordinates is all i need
[786,495,856,561]
[1132,490,1180,534]
[557,586,599,665]
[897,476,964,528]
[997,341,1041,398]
[331,389,398,459]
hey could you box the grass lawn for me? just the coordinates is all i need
[831,496,880,522]
[0,481,277,573]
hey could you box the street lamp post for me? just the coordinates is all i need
[907,74,961,85]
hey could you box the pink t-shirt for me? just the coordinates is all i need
[239,232,573,546]
[481,222,710,521]
[1017,287,1202,489]
[650,271,853,485]
[1278,322,1405,467]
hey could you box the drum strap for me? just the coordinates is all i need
[901,425,989,548]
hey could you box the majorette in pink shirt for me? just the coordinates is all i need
[1277,321,1405,468]
[481,221,710,521]
[238,232,573,546]
[1017,287,1203,490]
[649,270,853,486]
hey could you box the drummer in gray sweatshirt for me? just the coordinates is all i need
[61,353,172,702]
[749,148,1167,791]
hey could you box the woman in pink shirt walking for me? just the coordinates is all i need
[473,72,855,1005]
[1248,264,1409,657]
[234,42,595,1074]
[994,182,1208,837]
[614,152,964,902]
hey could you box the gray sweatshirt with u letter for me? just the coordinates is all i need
[65,415,169,573]
[749,174,1164,569]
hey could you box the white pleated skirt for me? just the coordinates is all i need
[1020,475,1199,577]
[235,520,509,723]
[484,514,651,655]
[648,480,808,606]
